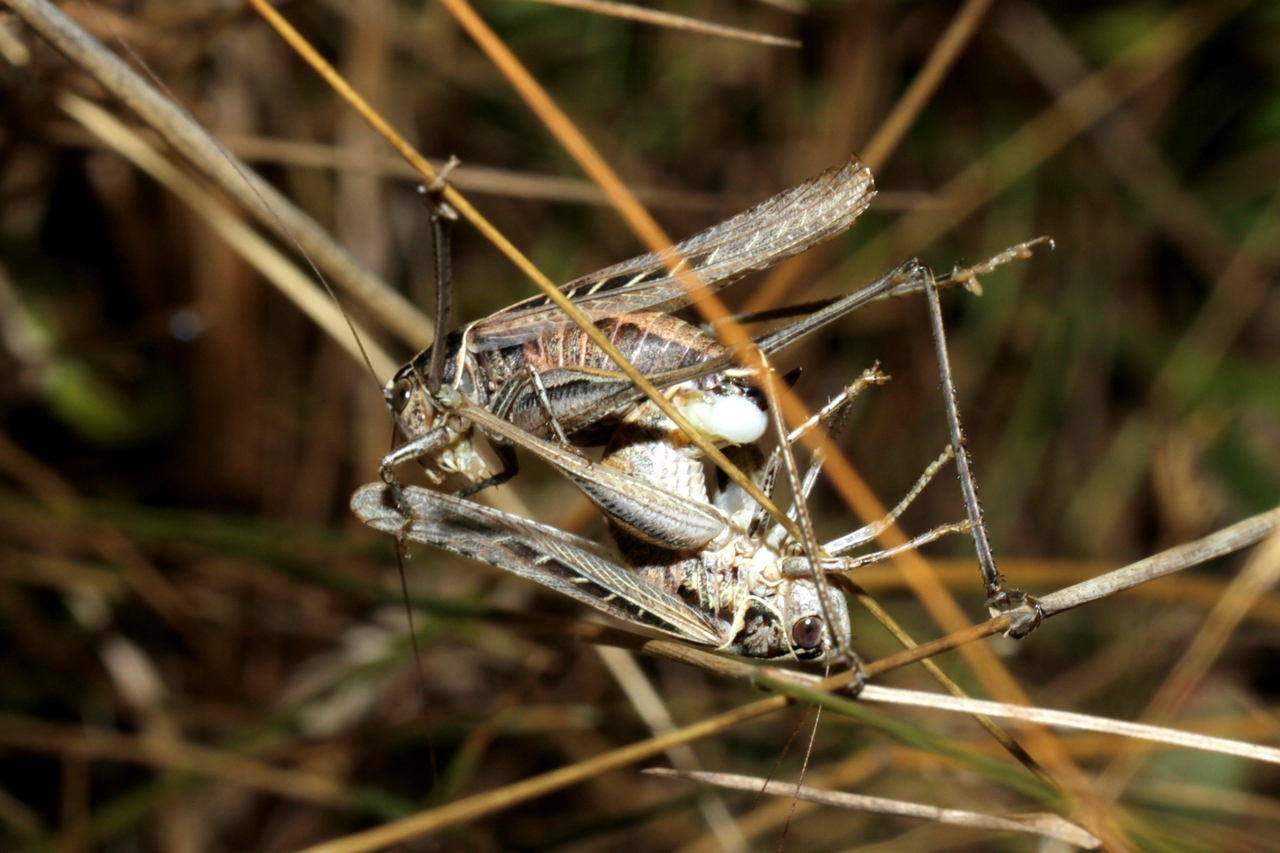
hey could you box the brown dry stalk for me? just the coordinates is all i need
[0,715,349,807]
[287,507,1278,852]
[1097,528,1280,801]
[746,0,999,312]
[1,0,432,349]
[519,0,800,48]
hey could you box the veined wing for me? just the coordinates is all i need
[455,397,729,551]
[509,258,923,427]
[469,156,875,352]
[351,483,725,646]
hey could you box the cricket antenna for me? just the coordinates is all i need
[390,503,440,785]
[777,676,825,853]
[422,158,462,395]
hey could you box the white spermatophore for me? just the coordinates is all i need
[680,393,768,445]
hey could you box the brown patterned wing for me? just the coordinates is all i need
[468,156,875,352]
[351,483,726,646]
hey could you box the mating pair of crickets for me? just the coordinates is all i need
[351,155,1046,678]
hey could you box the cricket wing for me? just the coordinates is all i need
[514,259,925,425]
[352,483,725,646]
[468,157,875,352]
[457,396,730,551]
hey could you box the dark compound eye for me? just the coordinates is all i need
[791,616,824,651]
[389,377,414,414]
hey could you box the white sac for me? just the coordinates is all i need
[680,393,767,445]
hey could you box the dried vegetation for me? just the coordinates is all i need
[0,0,1278,850]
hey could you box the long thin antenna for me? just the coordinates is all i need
[777,688,824,853]
[422,165,460,395]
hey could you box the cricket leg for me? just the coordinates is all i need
[455,444,518,499]
[378,427,456,571]
[457,366,572,500]
[821,445,956,555]
[780,521,975,576]
[523,365,572,446]
[786,367,891,514]
[922,266,1043,637]
[827,522,975,572]
[755,350,864,678]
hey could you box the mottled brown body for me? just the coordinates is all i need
[403,311,737,448]
[521,313,719,378]
[383,157,877,487]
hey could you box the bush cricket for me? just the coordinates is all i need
[377,154,1048,630]
[357,228,1049,664]
[354,374,876,663]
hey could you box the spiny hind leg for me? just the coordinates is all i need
[921,265,1041,636]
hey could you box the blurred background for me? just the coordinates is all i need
[0,0,1278,849]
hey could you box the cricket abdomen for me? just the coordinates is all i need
[489,312,731,442]
[524,312,723,376]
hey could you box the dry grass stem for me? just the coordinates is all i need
[0,715,349,807]
[289,695,793,853]
[852,686,1280,766]
[1,0,1276,849]
[1039,508,1280,616]
[519,0,801,49]
[49,124,736,209]
[644,768,1101,848]
[58,91,397,379]
[2,0,431,349]
[859,0,997,171]
[1097,528,1280,801]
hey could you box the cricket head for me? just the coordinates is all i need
[780,578,853,662]
[383,363,488,483]
[722,579,851,662]
[385,364,440,441]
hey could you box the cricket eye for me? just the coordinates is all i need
[791,616,824,651]
[389,378,414,414]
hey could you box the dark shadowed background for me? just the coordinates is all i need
[0,0,1277,850]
